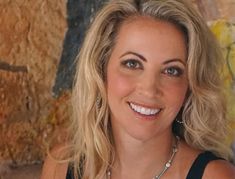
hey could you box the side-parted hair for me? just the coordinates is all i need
[71,0,232,178]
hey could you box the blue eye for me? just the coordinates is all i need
[164,67,183,77]
[121,59,142,69]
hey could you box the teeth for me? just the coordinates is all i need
[130,103,160,116]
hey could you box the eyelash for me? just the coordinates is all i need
[121,59,184,77]
[121,59,143,69]
[163,66,184,77]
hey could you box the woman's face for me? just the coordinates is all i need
[106,17,188,141]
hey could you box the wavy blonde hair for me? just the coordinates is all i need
[70,0,232,178]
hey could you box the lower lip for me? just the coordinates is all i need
[129,105,161,121]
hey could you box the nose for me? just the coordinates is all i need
[137,72,163,98]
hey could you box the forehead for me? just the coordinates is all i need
[111,16,187,60]
[117,16,186,42]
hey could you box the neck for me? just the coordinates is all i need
[111,132,176,178]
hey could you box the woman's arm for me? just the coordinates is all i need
[40,145,69,179]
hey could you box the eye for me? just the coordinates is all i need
[163,66,183,77]
[121,59,143,69]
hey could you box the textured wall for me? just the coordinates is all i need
[0,0,106,168]
[0,0,66,123]
[193,0,235,22]
[0,0,67,165]
[53,0,105,96]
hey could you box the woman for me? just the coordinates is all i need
[41,0,235,178]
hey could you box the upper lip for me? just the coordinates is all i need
[128,101,163,110]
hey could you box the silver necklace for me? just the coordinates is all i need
[107,136,180,179]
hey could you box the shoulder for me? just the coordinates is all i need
[203,159,235,179]
[177,142,235,179]
[40,144,69,179]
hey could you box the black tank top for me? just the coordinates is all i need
[66,151,224,179]
[186,151,223,179]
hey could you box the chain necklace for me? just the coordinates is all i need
[106,136,180,179]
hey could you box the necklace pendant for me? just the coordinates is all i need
[165,162,171,168]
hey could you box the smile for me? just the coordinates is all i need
[129,102,161,116]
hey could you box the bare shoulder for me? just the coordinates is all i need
[203,160,235,179]
[40,144,69,179]
[177,141,235,178]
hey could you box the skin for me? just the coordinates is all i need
[107,17,188,144]
[106,16,188,178]
[40,144,69,179]
[40,16,235,179]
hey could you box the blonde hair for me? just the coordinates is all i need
[70,0,232,178]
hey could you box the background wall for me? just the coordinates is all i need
[0,0,234,178]
[0,0,67,165]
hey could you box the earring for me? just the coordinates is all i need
[175,118,184,124]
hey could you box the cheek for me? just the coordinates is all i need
[163,80,188,107]
[107,70,134,100]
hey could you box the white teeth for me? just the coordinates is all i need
[129,103,160,115]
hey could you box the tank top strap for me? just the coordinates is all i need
[186,151,224,179]
[66,163,74,179]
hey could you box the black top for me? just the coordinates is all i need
[66,151,224,179]
[186,151,223,179]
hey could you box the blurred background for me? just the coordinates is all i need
[0,0,235,178]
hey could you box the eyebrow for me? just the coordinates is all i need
[120,51,147,62]
[163,59,186,66]
[120,51,186,66]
